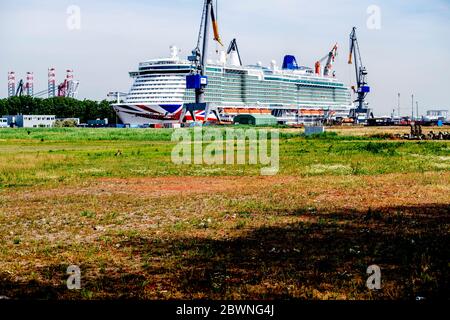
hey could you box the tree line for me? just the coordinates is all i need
[0,96,117,123]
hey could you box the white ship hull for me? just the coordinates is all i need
[113,103,218,125]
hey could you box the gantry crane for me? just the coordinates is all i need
[348,27,371,119]
[315,43,338,77]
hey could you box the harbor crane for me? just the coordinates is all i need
[57,78,79,98]
[181,0,223,123]
[227,38,242,66]
[315,43,338,77]
[10,81,77,99]
[348,27,371,119]
[11,79,47,98]
[58,80,69,97]
[15,79,24,97]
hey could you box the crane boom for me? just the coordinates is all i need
[324,43,338,77]
[15,79,24,97]
[315,43,338,77]
[227,38,242,66]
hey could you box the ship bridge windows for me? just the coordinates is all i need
[139,65,192,71]
[224,69,247,75]
[206,67,223,73]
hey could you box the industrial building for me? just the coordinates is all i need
[424,110,449,122]
[3,115,56,128]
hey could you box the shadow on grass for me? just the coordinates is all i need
[1,204,449,300]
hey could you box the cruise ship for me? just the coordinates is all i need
[113,46,353,125]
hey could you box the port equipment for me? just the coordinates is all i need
[25,72,34,96]
[315,43,338,77]
[21,69,56,98]
[7,69,79,98]
[7,72,16,97]
[9,74,47,98]
[181,0,223,123]
[7,72,27,97]
[58,70,80,98]
[348,27,371,119]
[58,79,68,97]
[227,38,242,66]
[30,69,55,98]
[15,79,25,97]
[33,89,52,98]
[48,68,56,98]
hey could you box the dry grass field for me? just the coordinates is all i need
[0,126,449,300]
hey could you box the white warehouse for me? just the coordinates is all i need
[3,115,56,128]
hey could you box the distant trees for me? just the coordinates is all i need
[0,97,117,124]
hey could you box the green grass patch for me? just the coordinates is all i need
[0,128,448,189]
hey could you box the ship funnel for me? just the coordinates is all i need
[282,55,299,70]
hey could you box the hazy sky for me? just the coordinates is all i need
[1,0,449,116]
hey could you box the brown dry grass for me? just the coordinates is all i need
[1,172,449,300]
